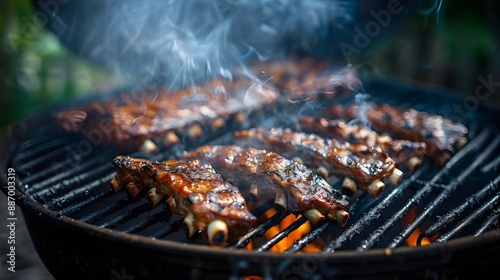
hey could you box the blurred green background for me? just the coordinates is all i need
[0,0,126,132]
[1,0,499,132]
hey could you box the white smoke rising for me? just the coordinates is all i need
[49,0,355,88]
[349,92,372,128]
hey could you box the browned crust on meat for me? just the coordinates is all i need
[252,57,361,101]
[233,127,398,186]
[183,145,350,225]
[324,104,468,165]
[111,155,256,241]
[298,116,427,170]
[56,77,279,149]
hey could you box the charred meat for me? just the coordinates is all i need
[252,57,361,101]
[111,155,256,246]
[299,116,427,170]
[323,104,468,165]
[234,128,403,198]
[182,145,350,225]
[56,77,279,150]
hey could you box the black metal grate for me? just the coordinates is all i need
[9,80,500,255]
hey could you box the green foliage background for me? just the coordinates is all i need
[0,0,125,132]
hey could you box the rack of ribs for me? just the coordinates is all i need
[251,57,361,101]
[298,116,427,171]
[55,77,280,151]
[233,128,403,198]
[182,145,350,226]
[111,155,257,246]
[323,104,468,166]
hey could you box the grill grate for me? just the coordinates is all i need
[8,82,500,256]
[361,128,497,251]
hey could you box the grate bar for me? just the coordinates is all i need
[357,128,491,251]
[123,211,167,234]
[412,180,447,190]
[481,155,500,173]
[42,172,116,209]
[150,218,185,239]
[32,164,113,200]
[79,199,131,224]
[16,127,59,151]
[14,138,69,163]
[59,191,112,216]
[97,202,154,229]
[474,206,500,236]
[256,216,308,252]
[26,157,112,195]
[21,153,83,186]
[286,221,332,253]
[232,209,287,249]
[422,174,500,238]
[387,132,499,249]
[342,193,373,214]
[322,168,426,253]
[285,192,382,253]
[434,191,500,243]
[17,146,73,175]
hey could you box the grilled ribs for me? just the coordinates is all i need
[234,128,402,198]
[298,116,427,170]
[56,77,279,150]
[55,58,360,151]
[182,145,350,225]
[252,57,361,101]
[111,155,256,246]
[324,104,468,165]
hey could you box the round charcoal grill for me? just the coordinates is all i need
[1,78,500,280]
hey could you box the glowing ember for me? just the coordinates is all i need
[404,206,438,247]
[262,208,321,253]
[406,228,431,247]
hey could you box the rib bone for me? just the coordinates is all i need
[207,219,228,247]
[367,179,385,199]
[234,127,400,196]
[111,155,256,245]
[323,104,468,166]
[303,209,326,225]
[341,177,357,196]
[298,116,427,171]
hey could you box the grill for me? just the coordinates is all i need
[2,77,500,280]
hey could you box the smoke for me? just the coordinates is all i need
[417,0,448,29]
[47,0,355,88]
[349,92,372,128]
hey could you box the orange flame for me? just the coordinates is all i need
[404,206,439,247]
[263,208,321,252]
[241,207,324,279]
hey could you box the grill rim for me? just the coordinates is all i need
[6,184,500,261]
[5,183,500,280]
[2,76,500,278]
